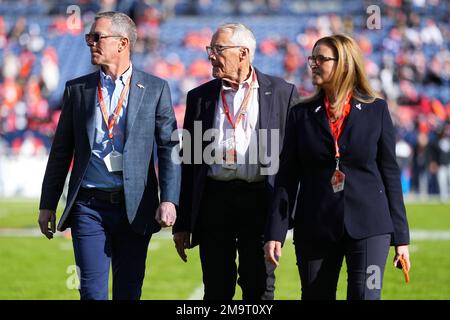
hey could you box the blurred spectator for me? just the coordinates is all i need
[26,23,45,53]
[3,53,21,80]
[329,14,343,34]
[7,16,27,43]
[421,19,444,46]
[396,138,413,193]
[48,16,73,37]
[183,27,213,50]
[41,47,60,96]
[0,16,7,49]
[426,50,450,85]
[259,36,279,56]
[99,0,118,13]
[357,34,373,55]
[24,75,50,132]
[137,5,162,28]
[296,26,319,51]
[151,53,185,80]
[411,130,432,199]
[187,58,211,79]
[283,41,303,83]
[18,48,36,81]
[429,121,450,202]
[1,77,22,112]
[0,0,448,201]
[136,23,160,53]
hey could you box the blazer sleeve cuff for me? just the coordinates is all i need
[160,193,180,206]
[390,231,410,246]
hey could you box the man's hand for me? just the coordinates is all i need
[173,232,191,262]
[155,202,176,227]
[264,240,282,267]
[38,209,56,239]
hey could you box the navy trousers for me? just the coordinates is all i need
[294,231,391,300]
[68,193,151,300]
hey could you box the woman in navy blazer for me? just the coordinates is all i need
[264,34,411,300]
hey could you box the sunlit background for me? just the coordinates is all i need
[0,0,449,300]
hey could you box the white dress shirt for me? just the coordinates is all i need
[207,67,264,182]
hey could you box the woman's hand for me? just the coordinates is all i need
[393,245,411,272]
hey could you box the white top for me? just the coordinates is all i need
[207,67,264,182]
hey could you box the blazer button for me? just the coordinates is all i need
[341,145,346,151]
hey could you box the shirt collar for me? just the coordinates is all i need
[221,65,259,92]
[100,63,133,86]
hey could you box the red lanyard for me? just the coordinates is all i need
[97,76,131,140]
[324,93,352,160]
[220,71,256,129]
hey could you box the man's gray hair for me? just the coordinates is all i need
[217,23,256,63]
[95,11,137,52]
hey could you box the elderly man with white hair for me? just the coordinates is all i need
[173,23,298,300]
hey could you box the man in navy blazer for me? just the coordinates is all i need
[38,12,180,300]
[173,23,298,300]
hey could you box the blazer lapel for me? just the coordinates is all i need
[200,80,221,131]
[197,80,220,177]
[340,97,363,143]
[310,94,333,141]
[83,72,99,150]
[125,70,146,140]
[256,69,274,131]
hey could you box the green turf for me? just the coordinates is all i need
[1,199,448,230]
[0,200,449,299]
[1,236,449,300]
[404,203,450,230]
[0,235,202,300]
[0,199,64,229]
[276,239,450,300]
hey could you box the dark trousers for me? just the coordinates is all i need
[68,192,151,300]
[198,179,275,300]
[294,231,391,300]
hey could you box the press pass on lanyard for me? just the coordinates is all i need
[331,157,345,193]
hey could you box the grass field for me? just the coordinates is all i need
[0,199,449,300]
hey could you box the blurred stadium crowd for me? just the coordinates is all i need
[0,0,449,200]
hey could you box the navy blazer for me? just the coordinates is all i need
[266,93,410,246]
[39,69,181,235]
[173,69,299,246]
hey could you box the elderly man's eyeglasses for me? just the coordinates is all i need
[308,55,338,66]
[206,45,243,56]
[85,33,123,45]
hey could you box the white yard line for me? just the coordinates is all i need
[0,228,175,238]
[187,284,204,300]
[0,228,43,237]
[409,230,450,240]
[1,228,450,240]
[284,229,450,241]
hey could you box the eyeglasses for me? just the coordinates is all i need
[85,33,123,45]
[307,55,338,66]
[206,45,244,56]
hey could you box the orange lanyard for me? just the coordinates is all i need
[220,71,256,129]
[324,93,352,160]
[97,76,131,140]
